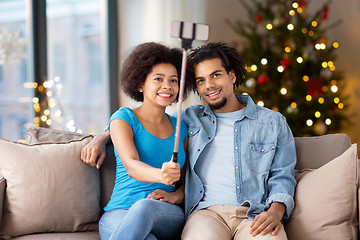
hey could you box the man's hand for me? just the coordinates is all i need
[249,202,285,237]
[81,133,109,169]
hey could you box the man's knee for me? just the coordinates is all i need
[181,210,231,240]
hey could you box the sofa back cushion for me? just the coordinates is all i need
[26,127,116,211]
[0,136,100,238]
[294,133,351,169]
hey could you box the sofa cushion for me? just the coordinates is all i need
[294,133,351,169]
[285,144,358,240]
[26,127,90,144]
[0,136,100,239]
[0,173,5,227]
[26,127,116,211]
[11,231,100,240]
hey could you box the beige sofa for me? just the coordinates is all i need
[0,127,358,240]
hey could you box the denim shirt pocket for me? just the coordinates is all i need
[248,141,277,173]
[188,127,200,137]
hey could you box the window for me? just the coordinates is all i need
[52,44,66,82]
[46,0,108,134]
[0,0,32,141]
[0,0,118,141]
[88,42,101,85]
[0,65,3,84]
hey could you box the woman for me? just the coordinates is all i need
[98,42,191,240]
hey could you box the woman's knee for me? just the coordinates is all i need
[131,199,167,215]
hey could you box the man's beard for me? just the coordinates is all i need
[209,97,227,110]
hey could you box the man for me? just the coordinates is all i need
[180,42,296,239]
[81,42,296,240]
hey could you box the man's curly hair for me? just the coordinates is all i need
[187,42,246,92]
[120,42,192,102]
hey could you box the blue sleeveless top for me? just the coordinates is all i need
[104,107,188,211]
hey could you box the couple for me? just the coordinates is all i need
[81,42,297,240]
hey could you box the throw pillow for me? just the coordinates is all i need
[285,144,358,240]
[0,136,100,238]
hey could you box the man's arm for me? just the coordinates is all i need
[251,115,297,236]
[81,131,110,169]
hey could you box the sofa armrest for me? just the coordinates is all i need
[0,172,5,226]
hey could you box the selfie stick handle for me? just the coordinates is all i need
[172,48,188,163]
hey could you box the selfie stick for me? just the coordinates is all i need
[170,21,209,163]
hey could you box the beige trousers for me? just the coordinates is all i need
[181,205,287,240]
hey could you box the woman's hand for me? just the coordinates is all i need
[159,161,181,185]
[147,189,184,205]
[81,132,110,169]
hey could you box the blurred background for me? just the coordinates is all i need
[0,0,359,149]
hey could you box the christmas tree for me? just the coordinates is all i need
[227,0,348,136]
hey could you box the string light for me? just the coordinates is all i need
[297,57,303,63]
[306,119,313,126]
[280,88,287,95]
[289,10,295,16]
[314,111,321,118]
[277,66,284,72]
[266,24,273,30]
[285,47,291,53]
[331,85,338,93]
[338,103,344,109]
[303,75,309,82]
[32,97,39,103]
[44,109,50,116]
[311,21,318,27]
[318,97,324,104]
[30,76,80,131]
[315,43,326,50]
[250,64,257,71]
[333,42,339,48]
[291,102,297,108]
[292,2,299,8]
[261,58,268,65]
[325,118,331,125]
[306,95,312,101]
[287,24,294,30]
[257,101,265,107]
[334,97,340,104]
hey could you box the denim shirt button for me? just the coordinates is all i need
[200,190,203,193]
[235,129,238,132]
[197,149,200,151]
[237,186,240,189]
[235,147,238,150]
[235,166,239,170]
[190,132,193,134]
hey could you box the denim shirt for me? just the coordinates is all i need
[182,95,297,219]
